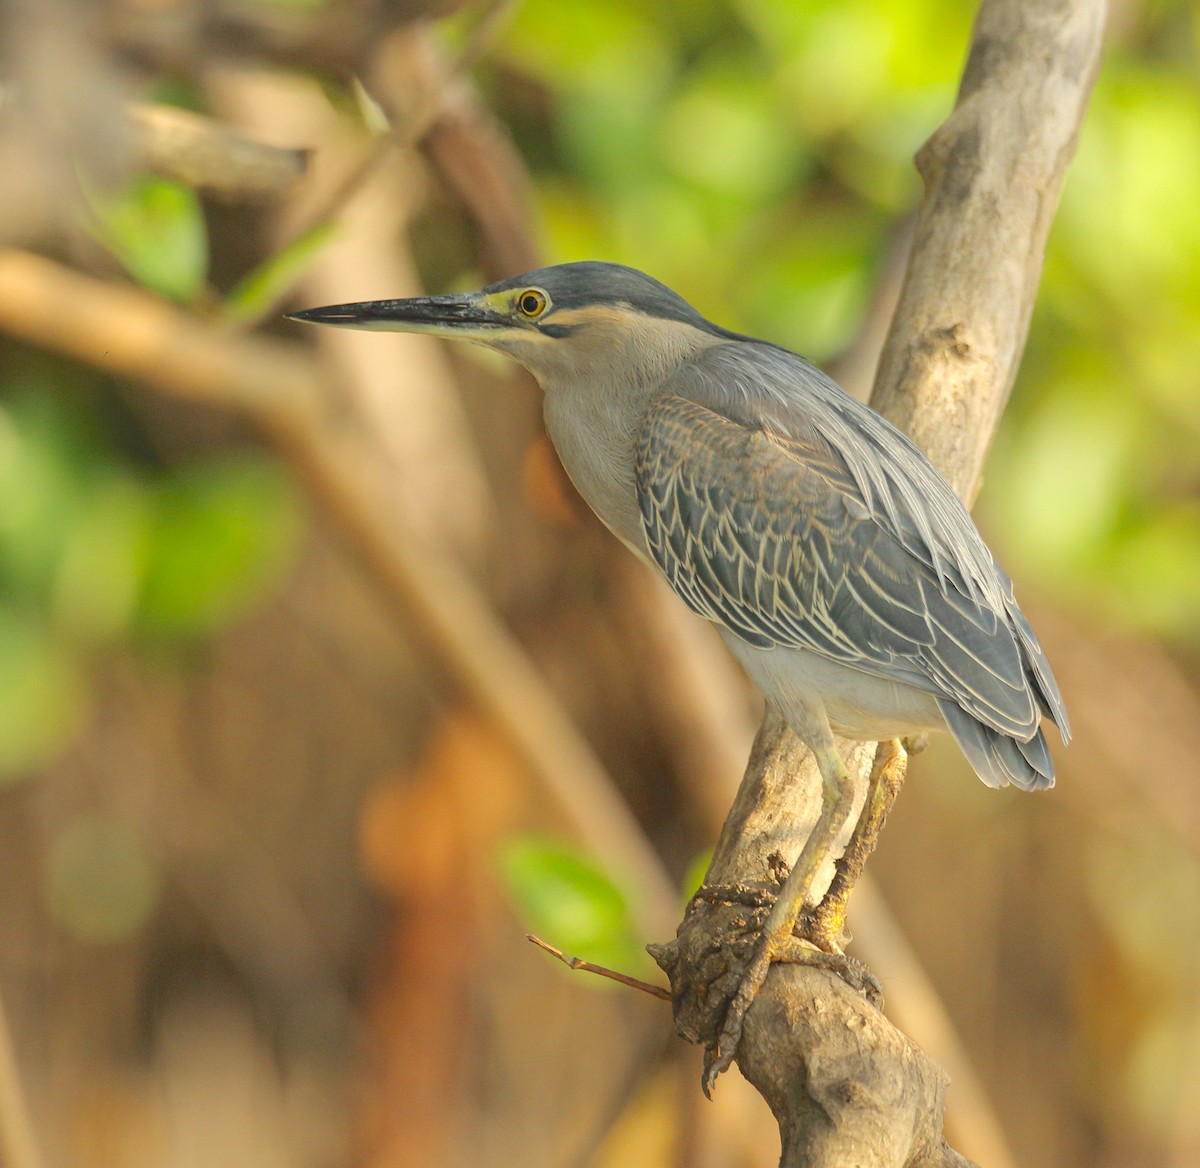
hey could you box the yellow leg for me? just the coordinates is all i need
[802,738,908,952]
[703,743,857,1095]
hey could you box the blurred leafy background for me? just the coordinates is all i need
[0,0,1198,1166]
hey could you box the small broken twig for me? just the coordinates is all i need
[526,935,671,1002]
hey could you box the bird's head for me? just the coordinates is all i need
[288,261,728,387]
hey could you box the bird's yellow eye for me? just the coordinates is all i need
[517,288,548,319]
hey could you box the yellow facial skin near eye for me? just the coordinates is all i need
[516,288,549,319]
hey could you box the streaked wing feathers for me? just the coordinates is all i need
[635,393,1040,740]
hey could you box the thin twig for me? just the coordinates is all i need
[527,935,671,1001]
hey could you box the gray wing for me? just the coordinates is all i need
[635,390,1045,742]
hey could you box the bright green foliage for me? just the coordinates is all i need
[0,381,301,776]
[52,476,153,643]
[680,849,713,909]
[493,0,973,358]
[0,390,154,646]
[87,175,209,303]
[138,457,301,638]
[498,835,651,979]
[981,47,1200,640]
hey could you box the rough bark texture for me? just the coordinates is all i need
[651,1,1106,1165]
[872,0,1108,500]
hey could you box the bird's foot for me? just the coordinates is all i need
[701,933,883,1096]
[778,939,884,1008]
[797,885,851,953]
[702,930,778,1096]
[691,870,786,913]
[702,746,862,1095]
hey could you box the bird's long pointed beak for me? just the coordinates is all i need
[286,293,508,339]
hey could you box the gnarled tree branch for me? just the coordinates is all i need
[651,1,1106,1164]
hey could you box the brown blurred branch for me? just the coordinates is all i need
[374,29,541,279]
[110,0,461,81]
[1038,608,1200,854]
[652,1,1106,1165]
[0,990,43,1168]
[130,103,308,200]
[0,248,678,941]
[276,2,515,252]
[228,4,526,331]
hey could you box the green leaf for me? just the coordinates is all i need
[499,0,672,95]
[137,456,301,639]
[350,78,391,138]
[498,835,648,978]
[1105,506,1200,638]
[87,176,208,303]
[223,221,338,324]
[681,849,712,908]
[0,384,154,642]
[0,397,85,604]
[52,476,152,643]
[660,62,799,201]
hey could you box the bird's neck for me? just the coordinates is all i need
[541,368,654,556]
[534,320,722,555]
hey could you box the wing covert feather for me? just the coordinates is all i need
[634,392,1039,739]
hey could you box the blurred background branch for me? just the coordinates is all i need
[0,1,1198,1168]
[130,101,309,201]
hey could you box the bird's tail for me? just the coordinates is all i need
[936,698,1055,791]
